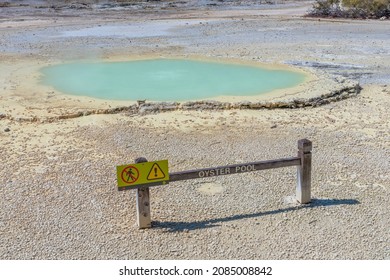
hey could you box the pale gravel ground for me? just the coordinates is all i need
[0,1,389,260]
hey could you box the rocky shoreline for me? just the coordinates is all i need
[1,78,360,122]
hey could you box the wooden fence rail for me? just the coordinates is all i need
[131,138,312,229]
[169,157,301,182]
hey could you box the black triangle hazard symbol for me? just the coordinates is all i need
[147,163,166,180]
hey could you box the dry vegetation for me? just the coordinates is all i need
[308,0,390,18]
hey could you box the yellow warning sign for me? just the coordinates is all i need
[147,163,166,180]
[117,160,169,188]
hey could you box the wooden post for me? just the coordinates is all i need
[135,157,151,229]
[297,139,312,204]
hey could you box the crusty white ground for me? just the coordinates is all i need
[0,1,389,259]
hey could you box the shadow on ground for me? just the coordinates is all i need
[152,198,359,232]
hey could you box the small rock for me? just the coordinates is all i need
[270,124,277,129]
[4,128,10,132]
[137,100,146,106]
[380,16,387,20]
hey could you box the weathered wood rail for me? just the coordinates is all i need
[169,157,301,182]
[131,139,312,229]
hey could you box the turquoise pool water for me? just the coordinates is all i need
[40,59,305,101]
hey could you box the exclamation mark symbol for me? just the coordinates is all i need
[147,163,165,180]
